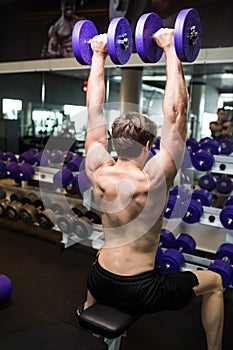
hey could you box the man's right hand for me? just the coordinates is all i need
[153,28,175,54]
[90,34,108,57]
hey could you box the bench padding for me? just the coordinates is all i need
[79,303,142,339]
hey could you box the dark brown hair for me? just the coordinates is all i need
[111,112,157,159]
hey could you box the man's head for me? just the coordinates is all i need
[217,108,225,122]
[61,0,76,18]
[111,112,157,159]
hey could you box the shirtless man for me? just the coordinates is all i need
[82,31,224,350]
[46,0,81,58]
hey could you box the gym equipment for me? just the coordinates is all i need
[159,233,196,273]
[219,138,233,155]
[49,149,64,164]
[225,196,233,206]
[17,163,35,181]
[10,190,26,203]
[208,243,233,288]
[19,194,47,225]
[71,209,102,238]
[220,202,233,230]
[4,161,19,179]
[191,188,212,206]
[31,150,49,166]
[0,274,12,304]
[135,8,202,63]
[182,198,203,223]
[72,17,133,65]
[215,176,233,195]
[37,202,65,230]
[56,204,88,234]
[70,171,92,195]
[198,174,216,191]
[79,302,142,350]
[0,199,10,217]
[53,168,74,189]
[199,138,220,155]
[186,137,199,153]
[159,229,176,248]
[164,194,181,219]
[2,152,17,162]
[63,151,74,164]
[67,155,84,171]
[191,149,214,171]
[169,185,191,202]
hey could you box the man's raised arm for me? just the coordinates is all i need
[85,35,113,179]
[145,28,189,187]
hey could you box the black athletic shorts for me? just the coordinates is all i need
[87,259,199,314]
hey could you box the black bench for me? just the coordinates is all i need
[78,303,142,350]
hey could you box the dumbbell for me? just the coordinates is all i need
[70,209,102,239]
[4,190,26,220]
[215,176,233,195]
[155,229,176,266]
[191,188,212,207]
[191,149,215,171]
[182,198,203,224]
[219,138,233,155]
[67,155,84,171]
[31,149,50,166]
[198,174,216,192]
[0,274,12,305]
[37,202,66,230]
[63,151,75,165]
[199,138,220,155]
[56,204,88,234]
[72,17,133,65]
[135,8,202,63]
[219,198,233,230]
[186,137,200,153]
[208,243,233,288]
[53,168,74,189]
[164,185,191,219]
[19,193,49,225]
[7,191,39,221]
[2,152,17,162]
[158,233,196,273]
[69,170,92,195]
[49,149,64,164]
[0,186,6,200]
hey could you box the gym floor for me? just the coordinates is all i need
[0,218,232,350]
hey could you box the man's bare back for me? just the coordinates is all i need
[93,158,166,276]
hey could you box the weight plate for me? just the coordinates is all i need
[192,188,212,206]
[18,163,34,181]
[174,8,202,62]
[220,205,233,230]
[159,248,185,273]
[175,233,196,254]
[219,138,233,155]
[225,196,233,206]
[108,17,133,65]
[191,149,214,171]
[72,20,98,65]
[135,12,163,63]
[199,138,220,155]
[216,176,233,194]
[216,243,233,264]
[198,174,216,191]
[53,168,73,189]
[160,229,175,248]
[186,137,199,152]
[208,259,233,289]
[182,199,203,224]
